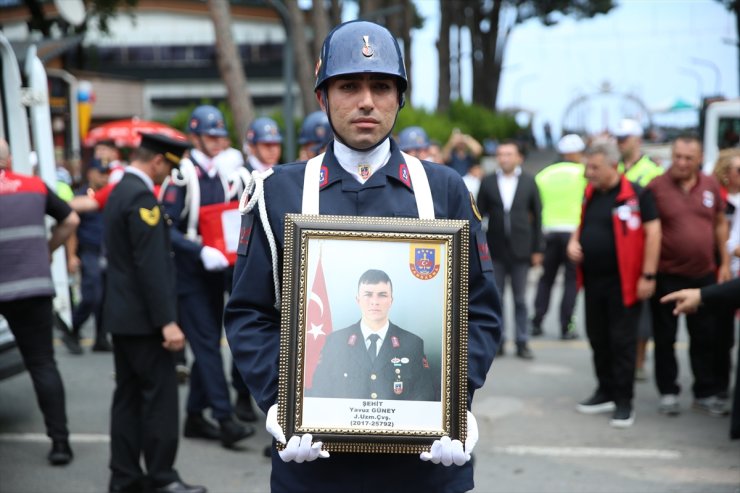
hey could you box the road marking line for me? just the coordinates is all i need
[0,433,110,443]
[492,445,681,459]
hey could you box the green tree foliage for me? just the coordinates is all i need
[396,101,519,145]
[22,0,139,36]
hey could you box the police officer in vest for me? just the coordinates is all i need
[0,138,79,466]
[531,134,587,340]
[103,133,206,493]
[224,20,502,493]
[298,110,333,161]
[161,106,253,448]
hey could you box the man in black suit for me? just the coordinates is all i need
[477,140,543,359]
[103,132,206,493]
[310,269,436,401]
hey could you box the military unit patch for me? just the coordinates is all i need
[409,243,440,280]
[139,206,160,226]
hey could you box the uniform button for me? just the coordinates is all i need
[370,392,377,399]
[370,374,377,380]
[395,369,400,374]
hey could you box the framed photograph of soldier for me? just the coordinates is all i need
[277,214,470,454]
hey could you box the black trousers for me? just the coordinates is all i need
[109,334,180,490]
[651,273,720,399]
[712,306,736,397]
[0,296,69,441]
[583,275,641,405]
[72,246,105,339]
[533,232,577,333]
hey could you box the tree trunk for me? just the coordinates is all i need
[467,3,486,106]
[490,23,510,112]
[285,0,320,116]
[402,0,413,97]
[207,0,254,148]
[329,0,342,27]
[359,0,381,17]
[311,0,332,61]
[437,0,452,112]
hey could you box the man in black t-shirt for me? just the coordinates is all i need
[567,139,661,428]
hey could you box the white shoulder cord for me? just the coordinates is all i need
[168,158,201,241]
[238,168,279,308]
[301,153,325,215]
[400,151,435,220]
[303,152,433,218]
[227,167,253,200]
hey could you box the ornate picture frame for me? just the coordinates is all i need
[277,214,469,454]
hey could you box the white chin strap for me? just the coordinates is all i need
[301,151,435,219]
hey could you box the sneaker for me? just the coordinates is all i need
[692,396,730,417]
[577,392,616,414]
[92,338,113,352]
[516,344,534,360]
[47,439,73,466]
[561,318,578,340]
[61,331,83,355]
[561,331,579,340]
[658,394,681,416]
[531,320,544,337]
[497,343,505,357]
[610,405,635,428]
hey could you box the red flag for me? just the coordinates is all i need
[304,255,333,389]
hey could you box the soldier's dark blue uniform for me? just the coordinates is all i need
[224,140,502,493]
[161,163,235,422]
[309,321,436,400]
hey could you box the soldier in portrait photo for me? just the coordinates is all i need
[309,269,436,401]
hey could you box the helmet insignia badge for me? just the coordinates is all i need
[362,35,373,57]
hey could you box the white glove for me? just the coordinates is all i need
[199,246,229,271]
[266,404,330,463]
[420,411,478,466]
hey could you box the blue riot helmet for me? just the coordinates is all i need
[298,111,333,148]
[315,20,408,108]
[247,117,283,145]
[187,105,228,137]
[398,126,430,152]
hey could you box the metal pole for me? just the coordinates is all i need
[269,0,296,163]
[690,57,722,96]
[678,67,704,104]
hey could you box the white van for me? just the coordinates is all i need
[703,98,740,174]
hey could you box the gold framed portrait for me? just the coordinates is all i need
[277,214,470,454]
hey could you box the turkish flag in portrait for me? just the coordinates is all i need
[304,256,333,389]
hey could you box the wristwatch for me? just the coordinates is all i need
[641,273,656,281]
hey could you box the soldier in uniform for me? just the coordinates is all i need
[103,133,206,493]
[298,110,333,161]
[244,117,283,171]
[309,269,435,401]
[161,105,253,448]
[224,20,501,493]
[397,126,431,161]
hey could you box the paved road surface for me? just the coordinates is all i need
[1,271,738,493]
